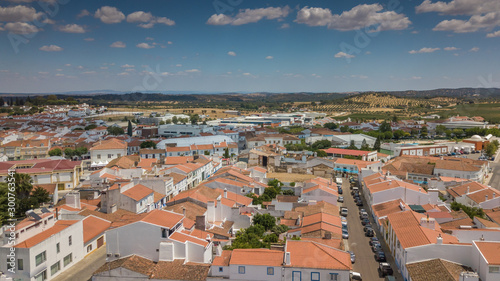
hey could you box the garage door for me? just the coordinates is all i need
[97,236,104,248]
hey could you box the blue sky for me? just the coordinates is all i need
[0,0,499,93]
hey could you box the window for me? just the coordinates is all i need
[267,267,274,275]
[108,154,112,159]
[87,245,93,252]
[34,270,47,281]
[56,243,60,253]
[63,253,72,267]
[238,266,245,274]
[68,235,72,246]
[35,251,46,266]
[219,267,223,272]
[97,154,101,159]
[18,259,23,270]
[330,273,338,281]
[490,266,500,273]
[117,154,121,158]
[50,261,60,275]
[161,228,167,238]
[311,272,320,281]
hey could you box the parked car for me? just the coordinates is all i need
[342,229,349,239]
[359,209,366,215]
[365,228,375,237]
[338,187,343,194]
[350,272,362,281]
[340,207,348,217]
[338,196,344,203]
[376,251,387,262]
[378,262,394,277]
[360,212,368,220]
[348,251,356,263]
[369,237,379,246]
[356,201,364,207]
[372,243,382,252]
[361,218,370,226]
[385,276,396,281]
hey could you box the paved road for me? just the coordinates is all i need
[342,177,403,281]
[52,246,106,281]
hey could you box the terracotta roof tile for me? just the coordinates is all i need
[229,248,283,266]
[475,241,500,265]
[286,240,351,270]
[82,215,112,243]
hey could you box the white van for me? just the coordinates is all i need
[336,177,343,185]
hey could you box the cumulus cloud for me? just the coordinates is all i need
[95,6,125,24]
[207,6,290,25]
[4,22,38,34]
[185,69,200,73]
[110,41,126,48]
[295,4,411,31]
[59,24,86,33]
[227,51,236,56]
[126,11,175,28]
[444,46,459,51]
[280,23,290,29]
[487,30,500,37]
[417,0,500,33]
[39,45,63,52]
[469,47,479,52]
[136,42,154,49]
[0,5,43,22]
[409,47,440,54]
[121,64,135,68]
[334,52,355,59]
[266,56,274,60]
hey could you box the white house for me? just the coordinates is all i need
[89,138,128,168]
[471,241,500,281]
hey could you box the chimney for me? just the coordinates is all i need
[493,193,496,199]
[224,188,227,198]
[436,234,443,245]
[118,183,121,190]
[284,252,291,265]
[485,195,488,201]
[466,186,470,194]
[182,207,186,217]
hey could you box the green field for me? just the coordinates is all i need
[437,103,500,123]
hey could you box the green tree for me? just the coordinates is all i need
[31,186,50,204]
[445,129,452,138]
[379,121,392,132]
[74,147,88,157]
[360,139,371,151]
[340,125,349,132]
[253,213,276,231]
[485,142,498,157]
[311,140,331,150]
[85,124,97,130]
[373,137,381,151]
[323,123,338,130]
[421,126,428,137]
[107,126,125,135]
[435,125,446,136]
[48,148,62,157]
[141,140,157,149]
[384,131,393,140]
[127,120,133,136]
[263,233,278,243]
[64,148,74,158]
[452,128,464,137]
[224,147,230,158]
[190,114,200,124]
[172,116,178,124]
[347,140,357,150]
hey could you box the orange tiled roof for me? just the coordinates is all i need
[286,240,352,270]
[122,184,153,201]
[82,215,112,243]
[229,248,283,266]
[141,209,184,229]
[475,241,500,265]
[15,220,79,248]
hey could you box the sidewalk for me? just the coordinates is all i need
[52,246,106,281]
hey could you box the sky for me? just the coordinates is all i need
[0,0,500,94]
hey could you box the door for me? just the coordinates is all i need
[97,236,104,248]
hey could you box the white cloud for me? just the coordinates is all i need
[416,0,500,33]
[95,6,125,24]
[84,38,94,41]
[65,64,71,66]
[411,76,422,80]
[77,9,90,18]
[0,5,43,22]
[82,71,96,74]
[77,66,84,69]
[411,30,419,34]
[117,72,129,76]
[167,41,173,45]
[4,22,38,34]
[39,45,63,52]
[365,51,372,55]
[280,23,290,29]
[121,64,135,68]
[416,0,500,16]
[110,41,126,48]
[444,46,459,51]
[176,64,182,67]
[59,24,86,33]
[38,71,49,75]
[207,6,290,25]
[295,4,411,31]
[100,66,108,70]
[55,73,64,77]
[227,51,236,56]
[136,42,154,49]
[334,52,355,59]
[185,69,200,73]
[125,68,135,72]
[146,37,154,41]
[127,11,175,28]
[266,56,274,60]
[470,47,480,52]
[243,73,251,76]
[487,30,500,37]
[42,18,55,24]
[409,47,440,54]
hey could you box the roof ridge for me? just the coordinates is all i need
[311,241,350,269]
